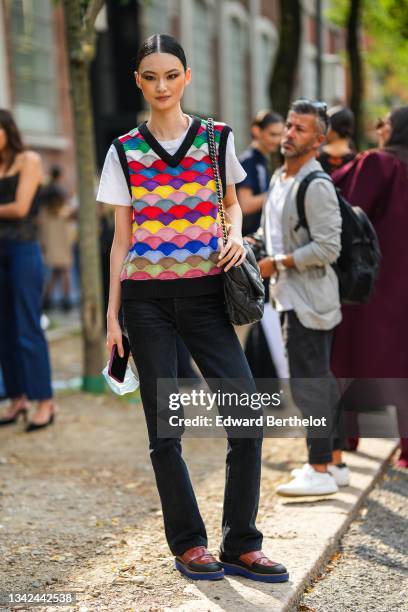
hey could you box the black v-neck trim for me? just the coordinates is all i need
[138,116,202,167]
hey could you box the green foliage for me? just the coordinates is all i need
[328,0,408,106]
[327,0,349,24]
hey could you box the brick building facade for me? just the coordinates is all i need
[0,0,347,185]
[0,0,76,192]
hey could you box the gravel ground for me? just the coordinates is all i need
[2,333,404,612]
[0,334,306,612]
[298,461,408,612]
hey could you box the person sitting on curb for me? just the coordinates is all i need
[254,99,349,496]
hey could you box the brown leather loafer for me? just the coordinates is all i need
[175,546,224,580]
[220,550,289,583]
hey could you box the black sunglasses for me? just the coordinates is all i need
[311,101,329,129]
[312,101,328,114]
[296,98,328,114]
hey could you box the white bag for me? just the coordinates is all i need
[102,361,139,396]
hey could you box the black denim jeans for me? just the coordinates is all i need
[281,310,341,464]
[123,293,263,557]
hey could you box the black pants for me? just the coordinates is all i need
[281,310,341,464]
[123,293,263,556]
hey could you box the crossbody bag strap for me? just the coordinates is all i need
[206,118,228,246]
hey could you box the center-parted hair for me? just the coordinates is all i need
[136,34,187,71]
[290,99,329,134]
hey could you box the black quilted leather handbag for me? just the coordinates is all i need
[207,118,265,326]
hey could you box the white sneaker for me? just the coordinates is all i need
[290,463,310,477]
[328,464,350,487]
[276,467,338,496]
[291,463,350,487]
[40,313,50,330]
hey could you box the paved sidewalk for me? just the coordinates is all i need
[0,381,397,612]
[168,439,397,612]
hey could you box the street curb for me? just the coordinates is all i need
[281,439,399,612]
[171,439,398,612]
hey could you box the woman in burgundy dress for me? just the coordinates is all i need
[331,107,408,467]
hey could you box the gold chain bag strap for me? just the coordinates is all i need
[206,118,265,325]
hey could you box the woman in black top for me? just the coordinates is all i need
[238,112,288,382]
[237,111,284,235]
[0,109,54,431]
[318,106,356,174]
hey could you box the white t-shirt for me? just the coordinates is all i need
[268,175,295,311]
[97,116,246,206]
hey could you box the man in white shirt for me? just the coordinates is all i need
[256,99,348,496]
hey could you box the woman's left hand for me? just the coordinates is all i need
[217,235,246,272]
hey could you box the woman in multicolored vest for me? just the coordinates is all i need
[97,34,288,583]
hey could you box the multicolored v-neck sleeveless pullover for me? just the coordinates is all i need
[114,117,231,299]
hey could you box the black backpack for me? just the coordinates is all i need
[296,170,381,304]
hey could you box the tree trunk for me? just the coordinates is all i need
[269,0,302,117]
[347,0,364,149]
[63,0,105,392]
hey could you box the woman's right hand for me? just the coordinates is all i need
[107,317,124,357]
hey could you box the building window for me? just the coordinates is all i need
[300,50,346,105]
[300,46,317,100]
[191,0,215,116]
[259,34,272,108]
[254,23,278,113]
[323,55,346,105]
[9,0,58,135]
[143,0,169,38]
[227,16,248,152]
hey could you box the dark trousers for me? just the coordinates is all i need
[281,310,340,464]
[176,335,200,379]
[123,293,263,556]
[0,240,52,401]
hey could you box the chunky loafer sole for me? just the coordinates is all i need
[175,559,224,580]
[221,561,289,583]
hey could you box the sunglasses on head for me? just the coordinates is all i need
[297,98,328,115]
[312,101,328,113]
[304,100,328,126]
[312,101,329,129]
